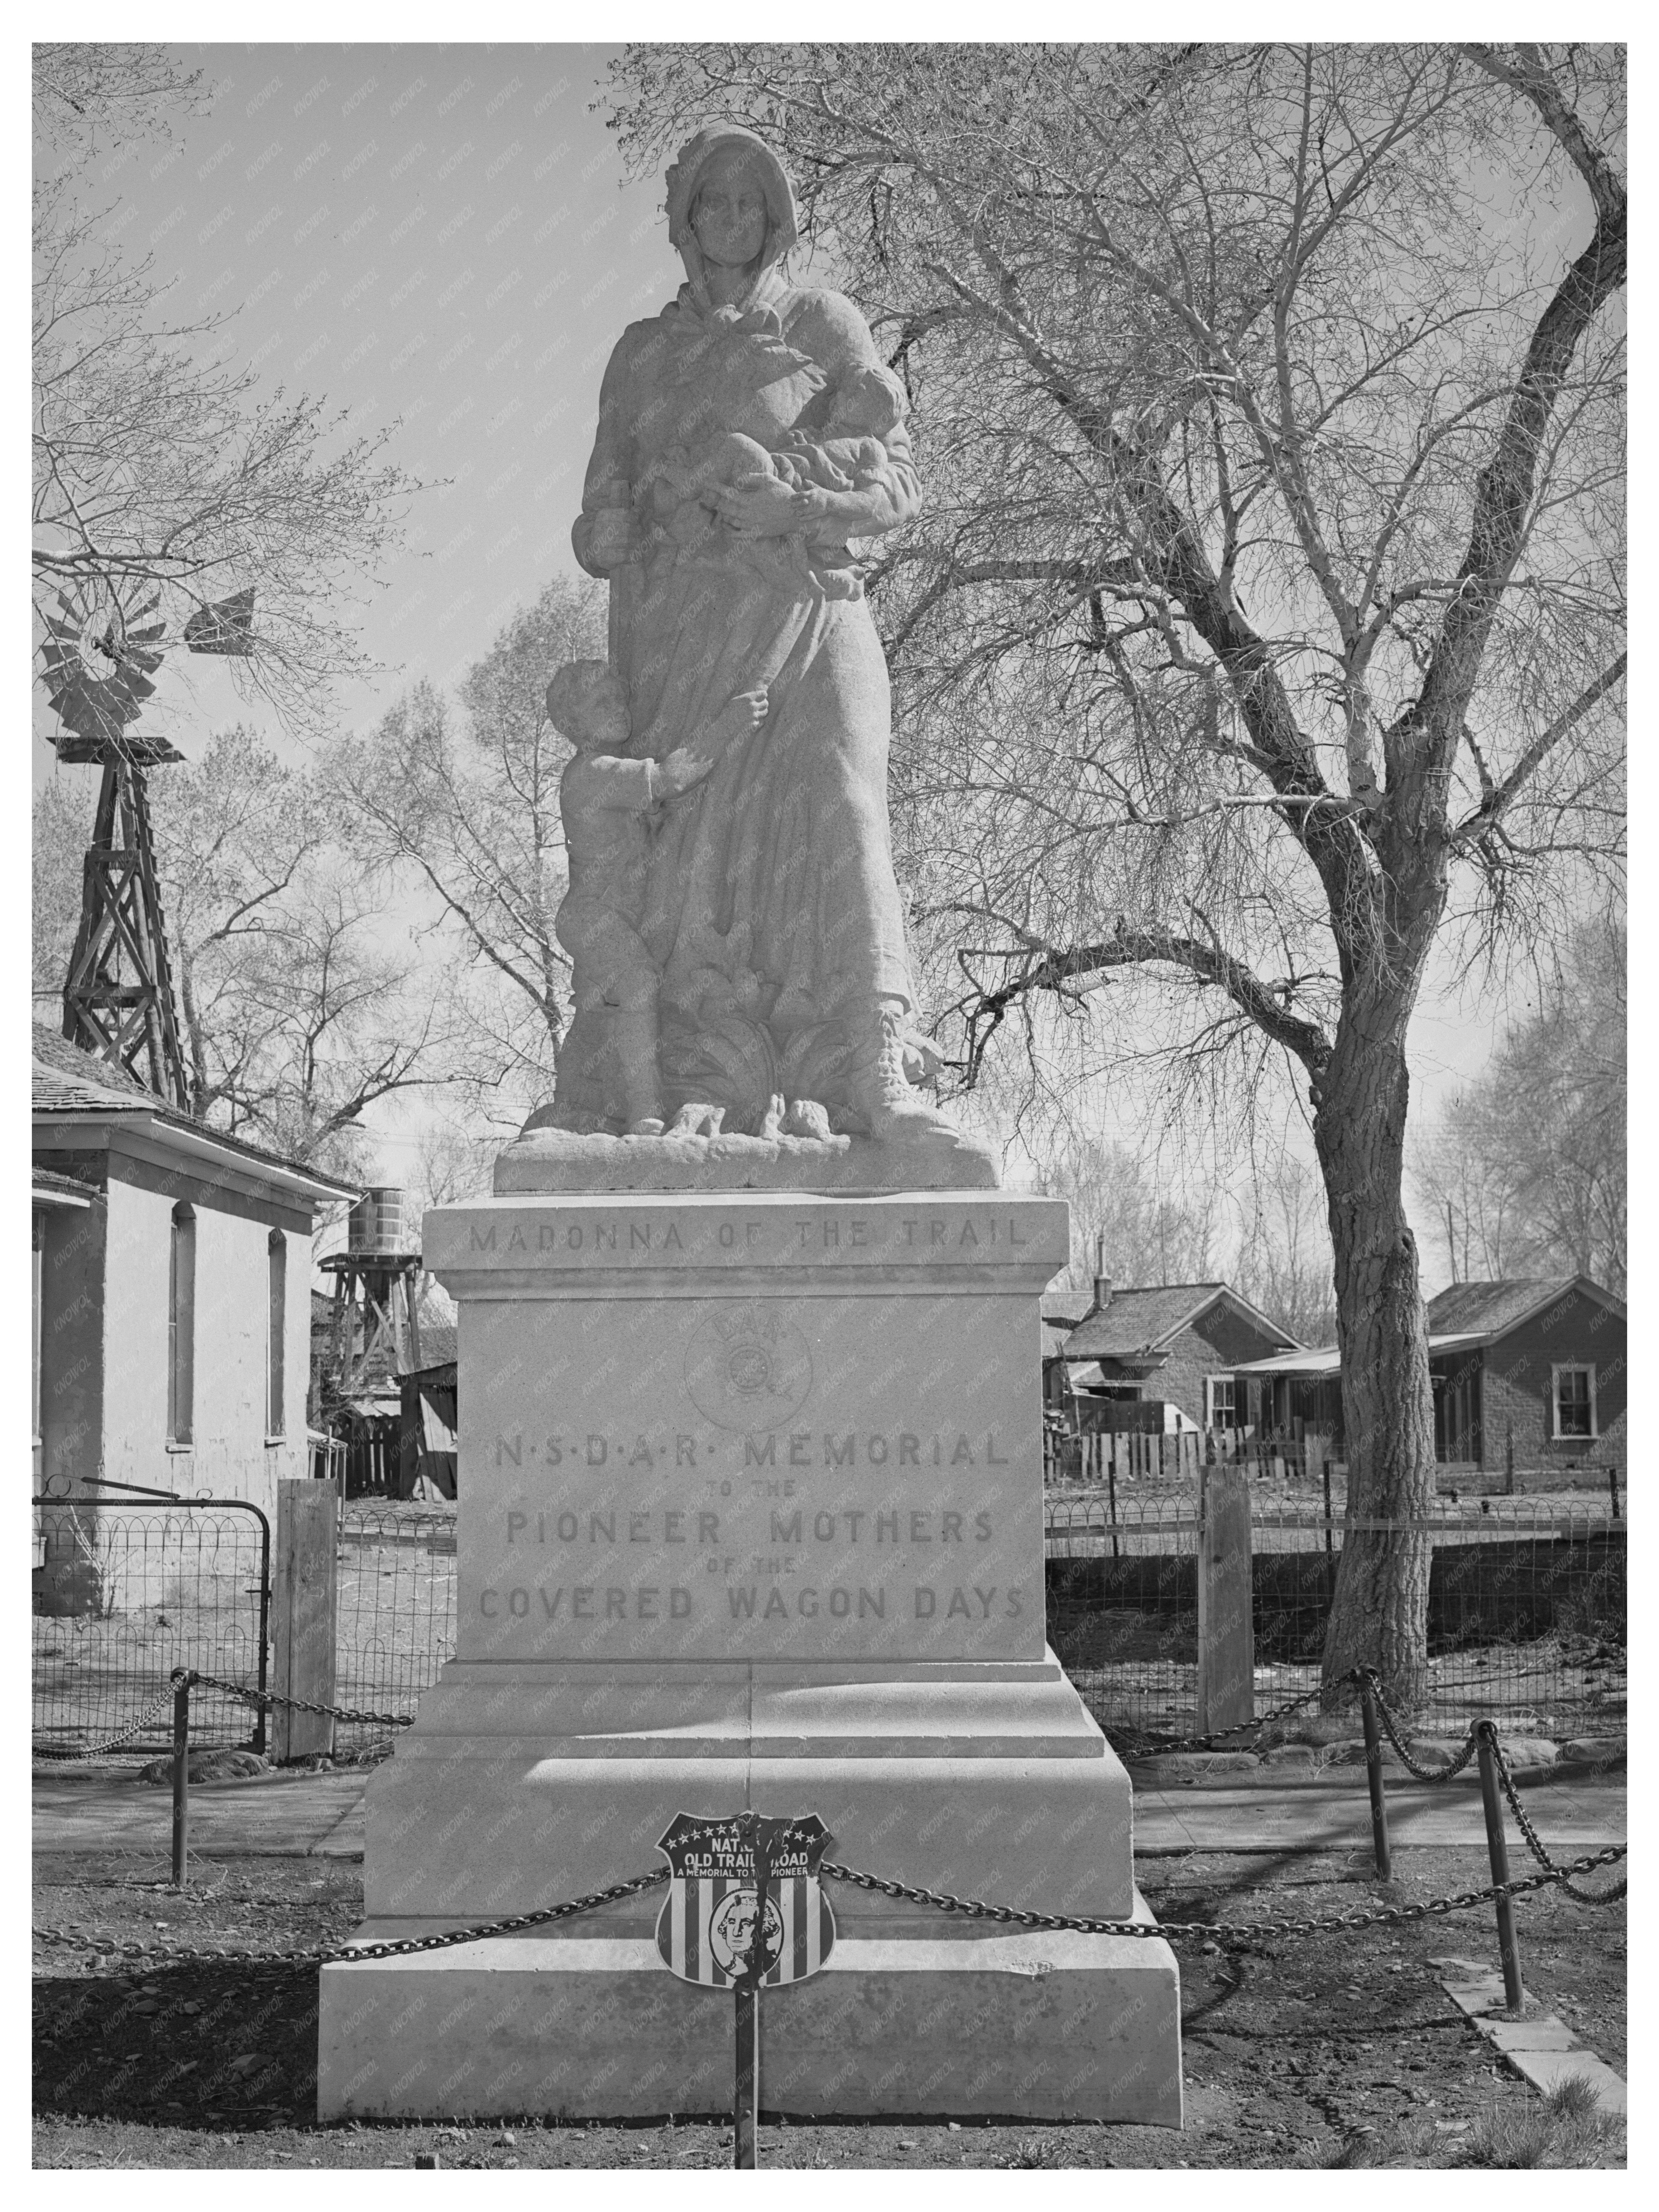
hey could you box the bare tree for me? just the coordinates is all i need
[31,771,87,1010]
[33,43,205,151]
[1412,918,1625,1293]
[1230,1149,1339,1348]
[402,1117,506,1322]
[1033,1138,1218,1301]
[327,576,606,1126]
[35,733,467,1176]
[609,43,1626,1704]
[33,46,423,733]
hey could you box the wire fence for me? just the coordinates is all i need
[32,1505,269,1757]
[333,1502,457,1755]
[31,1499,459,1763]
[34,1491,1623,1761]
[1046,1495,1627,1741]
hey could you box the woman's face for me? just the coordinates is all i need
[690,151,768,270]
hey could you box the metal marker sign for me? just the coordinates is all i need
[655,1811,835,1988]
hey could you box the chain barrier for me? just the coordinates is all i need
[1363,1669,1482,1783]
[181,1670,415,1732]
[31,1841,1626,1974]
[1491,1738,1627,1908]
[1119,1675,1351,1758]
[33,1664,1624,1978]
[34,1867,670,1970]
[821,1846,1627,1940]
[31,1686,177,1763]
[32,1670,413,1764]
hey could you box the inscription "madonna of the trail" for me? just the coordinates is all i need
[463,1208,1036,1261]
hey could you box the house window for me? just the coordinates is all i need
[1205,1376,1238,1427]
[1552,1365,1597,1441]
[267,1230,287,1439]
[167,1204,195,1446]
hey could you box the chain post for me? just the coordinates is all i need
[1475,1720,1524,2009]
[170,1670,192,1888]
[1357,1668,1392,1880]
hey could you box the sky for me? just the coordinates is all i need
[27,36,1533,1289]
[32,41,675,759]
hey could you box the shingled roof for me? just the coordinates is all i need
[31,1025,167,1112]
[33,1024,358,1199]
[1424,1276,1625,1338]
[1234,1273,1626,1378]
[1059,1282,1298,1363]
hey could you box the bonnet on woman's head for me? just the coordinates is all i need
[666,125,800,268]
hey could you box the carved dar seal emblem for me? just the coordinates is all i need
[684,1301,813,1431]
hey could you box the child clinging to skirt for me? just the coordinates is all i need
[546,660,767,1133]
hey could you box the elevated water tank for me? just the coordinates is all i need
[348,1186,413,1256]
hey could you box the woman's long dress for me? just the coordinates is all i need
[563,275,925,1131]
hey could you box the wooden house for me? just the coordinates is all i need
[1231,1274,1626,1477]
[1048,1268,1301,1430]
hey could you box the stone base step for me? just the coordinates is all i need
[318,1899,1183,2125]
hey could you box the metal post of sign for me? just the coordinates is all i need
[733,1816,771,2169]
[734,1983,759,2168]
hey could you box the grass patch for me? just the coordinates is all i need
[1327,2076,1623,2169]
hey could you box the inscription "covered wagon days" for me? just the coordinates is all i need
[476,1581,1025,1623]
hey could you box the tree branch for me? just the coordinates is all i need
[929,903,1333,1077]
[1451,651,1626,845]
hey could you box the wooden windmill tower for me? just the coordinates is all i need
[38,577,253,1107]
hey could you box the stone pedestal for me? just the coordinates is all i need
[317,1189,1182,2125]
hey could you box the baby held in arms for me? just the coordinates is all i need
[546,661,767,1134]
[654,367,909,536]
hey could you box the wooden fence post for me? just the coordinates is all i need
[272,1476,339,1763]
[1197,1461,1254,1739]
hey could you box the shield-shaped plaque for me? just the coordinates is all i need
[655,1811,836,1988]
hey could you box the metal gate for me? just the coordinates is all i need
[33,1490,270,1757]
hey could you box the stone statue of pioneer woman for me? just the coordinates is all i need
[545,123,973,1164]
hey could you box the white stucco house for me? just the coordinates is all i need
[31,1026,357,1612]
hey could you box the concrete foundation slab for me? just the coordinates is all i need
[317,1903,1182,2125]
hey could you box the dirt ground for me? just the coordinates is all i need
[33,1847,1624,2169]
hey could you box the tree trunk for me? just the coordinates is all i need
[1313,986,1436,1712]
